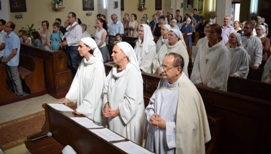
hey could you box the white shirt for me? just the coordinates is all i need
[65,22,82,46]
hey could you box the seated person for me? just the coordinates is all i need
[20,30,32,45]
[113,33,122,45]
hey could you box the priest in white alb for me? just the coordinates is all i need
[146,53,211,154]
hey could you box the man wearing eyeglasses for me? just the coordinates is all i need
[241,21,262,70]
[145,53,211,154]
[1,21,23,97]
[61,12,82,78]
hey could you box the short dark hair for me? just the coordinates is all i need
[9,21,16,31]
[193,8,198,11]
[131,13,137,20]
[55,18,61,24]
[41,20,49,29]
[53,22,60,28]
[159,16,165,21]
[167,52,184,69]
[0,19,6,26]
[69,12,77,18]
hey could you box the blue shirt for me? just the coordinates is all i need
[109,21,124,36]
[3,31,20,66]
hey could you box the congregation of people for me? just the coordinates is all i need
[1,8,271,154]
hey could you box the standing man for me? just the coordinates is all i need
[221,15,235,44]
[0,19,7,57]
[108,14,124,36]
[242,21,263,70]
[146,53,211,153]
[61,12,82,78]
[1,21,23,96]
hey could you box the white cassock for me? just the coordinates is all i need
[228,46,249,78]
[156,37,168,53]
[241,35,263,67]
[66,56,106,123]
[196,36,208,48]
[152,40,189,75]
[146,73,211,154]
[190,40,230,91]
[103,63,146,145]
[262,56,271,83]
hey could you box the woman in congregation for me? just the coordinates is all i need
[31,31,44,49]
[61,37,105,124]
[190,24,230,91]
[156,24,171,53]
[256,25,270,62]
[181,17,193,47]
[152,29,189,75]
[134,24,156,74]
[103,42,146,145]
[40,20,51,50]
[227,32,249,78]
[128,13,139,38]
[152,16,166,41]
[95,18,110,62]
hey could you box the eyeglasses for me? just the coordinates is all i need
[206,30,216,34]
[159,65,176,71]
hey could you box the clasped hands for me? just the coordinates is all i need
[103,102,120,119]
[150,113,166,129]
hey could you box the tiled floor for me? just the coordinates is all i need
[0,94,63,153]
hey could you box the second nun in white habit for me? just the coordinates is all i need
[103,42,146,145]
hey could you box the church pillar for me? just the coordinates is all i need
[216,0,232,25]
[106,0,121,25]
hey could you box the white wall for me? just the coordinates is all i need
[0,0,10,21]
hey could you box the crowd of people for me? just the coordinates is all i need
[1,8,271,154]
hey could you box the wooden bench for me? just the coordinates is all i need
[25,104,152,153]
[21,44,72,98]
[0,64,16,104]
[105,62,223,154]
[228,77,271,101]
[19,54,46,94]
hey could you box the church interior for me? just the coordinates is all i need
[0,0,271,153]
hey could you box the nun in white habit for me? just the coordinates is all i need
[62,37,105,124]
[156,24,171,53]
[152,28,189,75]
[227,32,249,78]
[134,24,156,73]
[103,42,146,145]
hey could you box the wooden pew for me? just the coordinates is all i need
[228,77,271,101]
[142,72,271,154]
[0,64,16,104]
[104,62,222,154]
[19,54,46,94]
[25,104,151,154]
[21,44,72,98]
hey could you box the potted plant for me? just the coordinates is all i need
[20,24,36,37]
